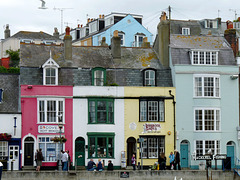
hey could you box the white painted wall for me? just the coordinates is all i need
[0,114,21,138]
[73,86,125,167]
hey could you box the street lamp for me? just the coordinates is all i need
[58,114,63,171]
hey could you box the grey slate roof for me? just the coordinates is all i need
[0,74,20,113]
[11,31,60,40]
[170,20,201,35]
[170,34,236,66]
[20,44,163,69]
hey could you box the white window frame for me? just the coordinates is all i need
[194,108,221,131]
[144,69,156,86]
[234,22,240,29]
[134,35,145,47]
[89,21,98,34]
[118,32,125,46]
[42,58,59,85]
[195,140,220,156]
[37,98,65,124]
[205,20,218,28]
[38,136,64,162]
[193,74,220,98]
[191,50,218,65]
[0,141,8,157]
[182,27,190,35]
[98,35,101,46]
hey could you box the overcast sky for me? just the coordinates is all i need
[0,0,238,39]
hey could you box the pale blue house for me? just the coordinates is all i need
[154,13,239,170]
[71,12,153,47]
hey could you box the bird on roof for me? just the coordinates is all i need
[39,0,47,9]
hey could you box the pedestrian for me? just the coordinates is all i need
[174,150,181,170]
[87,159,96,171]
[169,152,175,170]
[131,154,136,170]
[34,149,38,167]
[107,160,113,171]
[36,149,43,171]
[158,152,166,170]
[96,159,104,171]
[66,150,71,170]
[61,150,68,171]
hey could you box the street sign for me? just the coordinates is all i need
[214,154,227,160]
[196,155,212,160]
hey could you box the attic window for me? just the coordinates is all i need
[0,89,3,103]
[92,67,106,86]
[143,69,156,87]
[191,50,218,65]
[42,55,60,85]
[182,28,190,35]
[205,20,218,28]
[21,39,33,44]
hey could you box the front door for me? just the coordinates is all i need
[127,137,136,166]
[9,145,19,170]
[227,145,234,169]
[24,143,34,166]
[75,138,85,166]
[180,144,188,168]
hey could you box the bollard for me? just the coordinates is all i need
[138,162,140,170]
[11,161,13,171]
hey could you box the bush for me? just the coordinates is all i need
[0,66,20,74]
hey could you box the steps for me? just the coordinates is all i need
[22,166,35,171]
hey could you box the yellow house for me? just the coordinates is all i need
[124,87,175,168]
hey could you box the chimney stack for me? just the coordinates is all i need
[100,37,108,46]
[53,27,59,39]
[4,24,10,39]
[111,30,121,59]
[141,37,150,48]
[64,26,72,60]
[224,29,238,57]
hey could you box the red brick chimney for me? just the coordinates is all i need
[64,26,72,60]
[224,29,238,57]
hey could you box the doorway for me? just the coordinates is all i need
[180,140,189,168]
[9,145,19,170]
[227,141,235,169]
[75,137,85,166]
[127,137,136,166]
[24,137,34,166]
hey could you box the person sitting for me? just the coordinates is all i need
[87,159,96,171]
[107,160,113,171]
[96,159,104,171]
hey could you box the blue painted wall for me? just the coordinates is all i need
[92,15,153,47]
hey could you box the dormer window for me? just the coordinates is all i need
[205,20,218,28]
[143,69,156,86]
[118,32,125,46]
[134,33,145,47]
[42,53,59,85]
[92,67,106,86]
[0,89,3,103]
[182,28,190,35]
[191,50,218,65]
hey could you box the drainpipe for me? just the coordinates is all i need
[169,90,176,150]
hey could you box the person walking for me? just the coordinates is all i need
[169,152,175,170]
[96,159,104,171]
[66,150,71,170]
[174,150,181,170]
[36,149,43,171]
[131,154,136,170]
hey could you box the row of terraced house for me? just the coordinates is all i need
[0,12,240,171]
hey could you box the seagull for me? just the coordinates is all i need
[39,0,47,9]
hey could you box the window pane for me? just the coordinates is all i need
[159,101,164,121]
[89,137,96,157]
[108,101,114,123]
[145,70,155,86]
[200,52,204,64]
[148,101,158,121]
[142,138,147,158]
[216,110,220,130]
[196,140,203,156]
[94,70,104,86]
[193,51,198,64]
[148,138,158,158]
[195,110,203,130]
[108,138,113,157]
[39,101,45,122]
[195,77,202,96]
[206,52,210,64]
[140,101,147,121]
[89,101,96,123]
[97,101,107,123]
[212,52,217,64]
[204,77,214,96]
[204,110,214,130]
[215,77,219,97]
[47,101,56,122]
[97,137,107,158]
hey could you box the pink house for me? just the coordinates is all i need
[21,85,73,169]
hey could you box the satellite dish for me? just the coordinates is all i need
[39,0,48,9]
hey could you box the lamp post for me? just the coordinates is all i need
[58,115,63,171]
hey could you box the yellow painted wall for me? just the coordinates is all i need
[80,37,92,46]
[124,87,175,167]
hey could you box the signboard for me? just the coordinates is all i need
[38,125,64,133]
[196,155,212,160]
[120,172,129,178]
[143,123,161,133]
[214,154,227,160]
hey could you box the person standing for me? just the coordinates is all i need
[87,159,96,171]
[96,159,104,171]
[107,160,114,171]
[61,150,68,171]
[36,149,43,171]
[131,154,136,170]
[169,152,175,170]
[158,153,166,170]
[66,150,71,170]
[174,150,181,170]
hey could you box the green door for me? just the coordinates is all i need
[75,139,85,166]
[180,144,189,168]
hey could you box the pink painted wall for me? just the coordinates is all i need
[21,85,73,167]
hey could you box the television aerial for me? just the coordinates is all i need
[39,0,48,9]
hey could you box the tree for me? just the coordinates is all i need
[5,49,20,67]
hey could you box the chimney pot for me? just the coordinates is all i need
[102,14,105,18]
[4,24,10,39]
[113,30,118,37]
[64,26,72,60]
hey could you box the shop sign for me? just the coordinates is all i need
[38,125,64,133]
[143,123,161,133]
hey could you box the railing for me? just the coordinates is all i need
[234,157,240,176]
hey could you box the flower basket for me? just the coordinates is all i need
[51,136,67,143]
[0,133,12,141]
